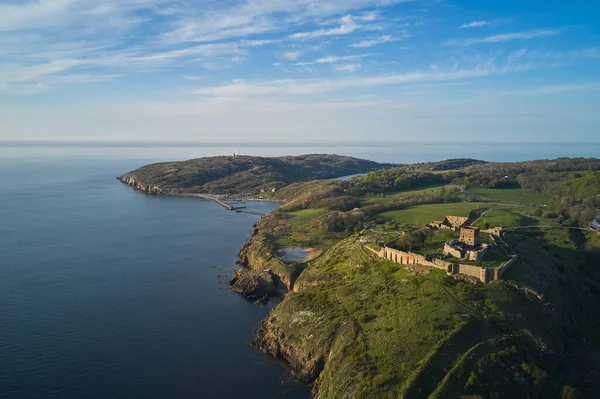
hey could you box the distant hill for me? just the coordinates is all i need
[403,158,488,171]
[118,154,387,195]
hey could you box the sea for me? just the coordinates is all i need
[1,141,599,398]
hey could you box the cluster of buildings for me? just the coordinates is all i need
[368,215,517,283]
[443,226,489,262]
[426,215,490,262]
[427,216,469,231]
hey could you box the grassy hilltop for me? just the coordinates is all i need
[118,154,387,196]
[239,157,600,399]
[122,156,600,398]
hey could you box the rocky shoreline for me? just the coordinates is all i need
[228,221,328,397]
[119,174,316,394]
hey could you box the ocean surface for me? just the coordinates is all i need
[1,141,599,398]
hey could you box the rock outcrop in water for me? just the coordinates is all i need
[229,222,301,302]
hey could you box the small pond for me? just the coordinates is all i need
[279,247,321,263]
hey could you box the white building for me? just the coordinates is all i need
[592,215,600,231]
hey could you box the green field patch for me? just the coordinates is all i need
[287,208,328,225]
[362,185,458,205]
[468,188,549,205]
[474,209,540,228]
[419,230,457,255]
[378,202,498,227]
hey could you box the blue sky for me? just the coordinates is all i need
[1,0,599,142]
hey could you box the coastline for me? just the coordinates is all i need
[117,174,315,391]
[114,158,600,399]
[116,175,281,216]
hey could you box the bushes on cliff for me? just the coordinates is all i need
[315,210,370,233]
[313,195,362,211]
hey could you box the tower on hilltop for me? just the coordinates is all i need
[459,227,480,247]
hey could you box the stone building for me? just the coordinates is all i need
[459,227,480,247]
[427,215,470,231]
[445,216,469,229]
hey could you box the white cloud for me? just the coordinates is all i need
[283,51,302,60]
[443,29,560,47]
[500,83,600,95]
[180,74,205,81]
[193,59,536,99]
[289,14,361,39]
[335,64,361,72]
[350,34,399,48]
[162,0,408,44]
[0,0,414,94]
[459,20,490,29]
[0,0,162,32]
[316,55,367,63]
[0,41,246,93]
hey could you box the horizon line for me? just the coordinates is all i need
[2,139,600,148]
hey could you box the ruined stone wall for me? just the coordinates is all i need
[456,263,486,280]
[445,216,469,228]
[495,254,519,279]
[373,246,514,284]
[481,227,503,237]
[443,241,464,259]
[465,244,489,261]
[381,247,433,267]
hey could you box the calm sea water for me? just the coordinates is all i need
[0,154,308,399]
[1,142,598,398]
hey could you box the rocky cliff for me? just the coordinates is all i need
[117,175,163,195]
[229,217,302,302]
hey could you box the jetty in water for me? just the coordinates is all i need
[184,194,267,217]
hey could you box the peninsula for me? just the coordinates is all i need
[119,155,600,399]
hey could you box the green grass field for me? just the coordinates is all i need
[362,185,458,205]
[467,188,549,205]
[287,208,328,225]
[473,209,540,228]
[279,238,548,398]
[379,202,497,227]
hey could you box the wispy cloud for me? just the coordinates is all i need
[316,55,368,64]
[180,74,205,81]
[283,51,302,61]
[443,29,560,47]
[350,34,402,48]
[289,15,362,40]
[161,1,407,44]
[500,83,600,95]
[193,58,537,98]
[459,20,490,29]
[335,64,361,72]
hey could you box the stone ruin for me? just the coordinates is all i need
[427,215,470,231]
[443,227,489,261]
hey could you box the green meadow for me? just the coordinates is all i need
[467,188,549,205]
[378,202,497,227]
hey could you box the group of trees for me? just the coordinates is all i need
[315,210,371,233]
[392,230,433,252]
[337,170,457,197]
[450,159,600,226]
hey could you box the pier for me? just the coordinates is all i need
[181,194,266,216]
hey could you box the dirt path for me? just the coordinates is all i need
[469,208,493,227]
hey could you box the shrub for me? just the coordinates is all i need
[358,314,377,324]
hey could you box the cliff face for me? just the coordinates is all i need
[117,175,163,195]
[251,270,394,399]
[246,237,588,399]
[229,216,301,302]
